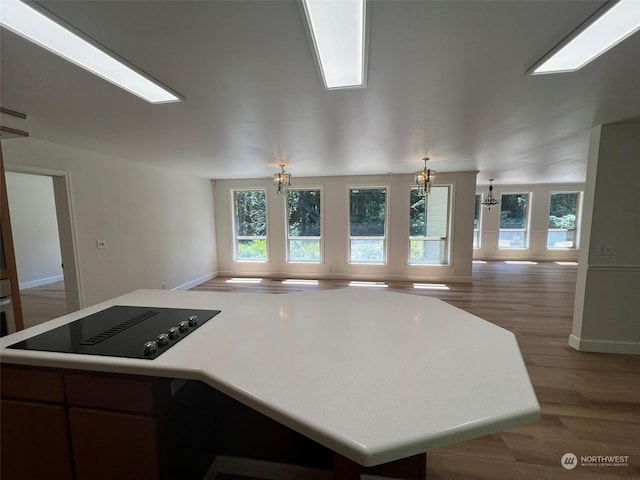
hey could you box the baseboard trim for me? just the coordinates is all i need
[586,264,640,272]
[215,271,472,284]
[568,334,640,355]
[172,272,217,291]
[19,275,64,290]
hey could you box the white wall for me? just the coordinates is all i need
[571,121,640,354]
[2,138,217,308]
[473,183,584,262]
[5,172,63,289]
[214,171,477,282]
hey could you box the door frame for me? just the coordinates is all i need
[6,163,83,312]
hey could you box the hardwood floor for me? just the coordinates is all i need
[192,262,640,479]
[19,281,67,329]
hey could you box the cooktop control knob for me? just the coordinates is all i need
[156,333,169,347]
[188,315,198,327]
[167,327,180,340]
[143,341,158,356]
[178,321,189,333]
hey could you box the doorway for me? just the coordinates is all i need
[5,166,81,327]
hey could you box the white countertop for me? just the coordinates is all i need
[0,288,540,466]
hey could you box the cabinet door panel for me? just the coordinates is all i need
[69,407,160,480]
[0,399,73,480]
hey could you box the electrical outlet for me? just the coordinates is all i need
[96,240,106,249]
[161,283,167,290]
[597,245,612,256]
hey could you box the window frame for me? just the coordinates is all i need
[498,192,531,250]
[473,192,483,249]
[285,186,324,264]
[347,185,389,265]
[546,191,581,250]
[231,188,269,263]
[408,184,452,266]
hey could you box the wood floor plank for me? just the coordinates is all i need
[558,416,640,448]
[18,281,67,330]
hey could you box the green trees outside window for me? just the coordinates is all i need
[349,188,387,263]
[499,193,529,248]
[409,186,450,265]
[287,189,322,262]
[233,190,268,261]
[547,192,579,248]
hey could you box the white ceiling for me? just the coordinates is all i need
[1,0,639,184]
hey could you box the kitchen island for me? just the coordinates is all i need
[1,288,540,479]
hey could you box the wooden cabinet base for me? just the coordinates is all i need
[1,399,73,480]
[69,407,160,480]
[1,364,428,480]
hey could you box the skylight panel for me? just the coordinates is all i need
[532,0,640,74]
[413,283,450,290]
[349,281,387,288]
[282,279,320,285]
[0,0,181,103]
[301,0,367,89]
[226,278,263,284]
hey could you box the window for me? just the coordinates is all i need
[547,192,580,249]
[233,189,268,261]
[473,193,482,249]
[287,189,322,263]
[499,193,530,249]
[409,186,451,265]
[349,187,387,264]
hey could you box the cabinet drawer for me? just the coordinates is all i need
[65,372,156,414]
[0,365,65,403]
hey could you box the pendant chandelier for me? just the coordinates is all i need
[415,157,435,197]
[480,178,499,209]
[273,163,291,194]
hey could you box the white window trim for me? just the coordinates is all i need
[231,187,270,263]
[408,184,452,266]
[347,184,390,265]
[473,192,483,249]
[285,186,324,264]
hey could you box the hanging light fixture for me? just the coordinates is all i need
[415,157,435,197]
[273,163,291,194]
[480,179,500,209]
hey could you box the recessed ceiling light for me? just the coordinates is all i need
[282,279,320,285]
[0,0,181,103]
[301,0,367,89]
[413,283,450,290]
[532,0,640,74]
[349,281,387,288]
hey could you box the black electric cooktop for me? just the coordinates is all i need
[7,305,221,360]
